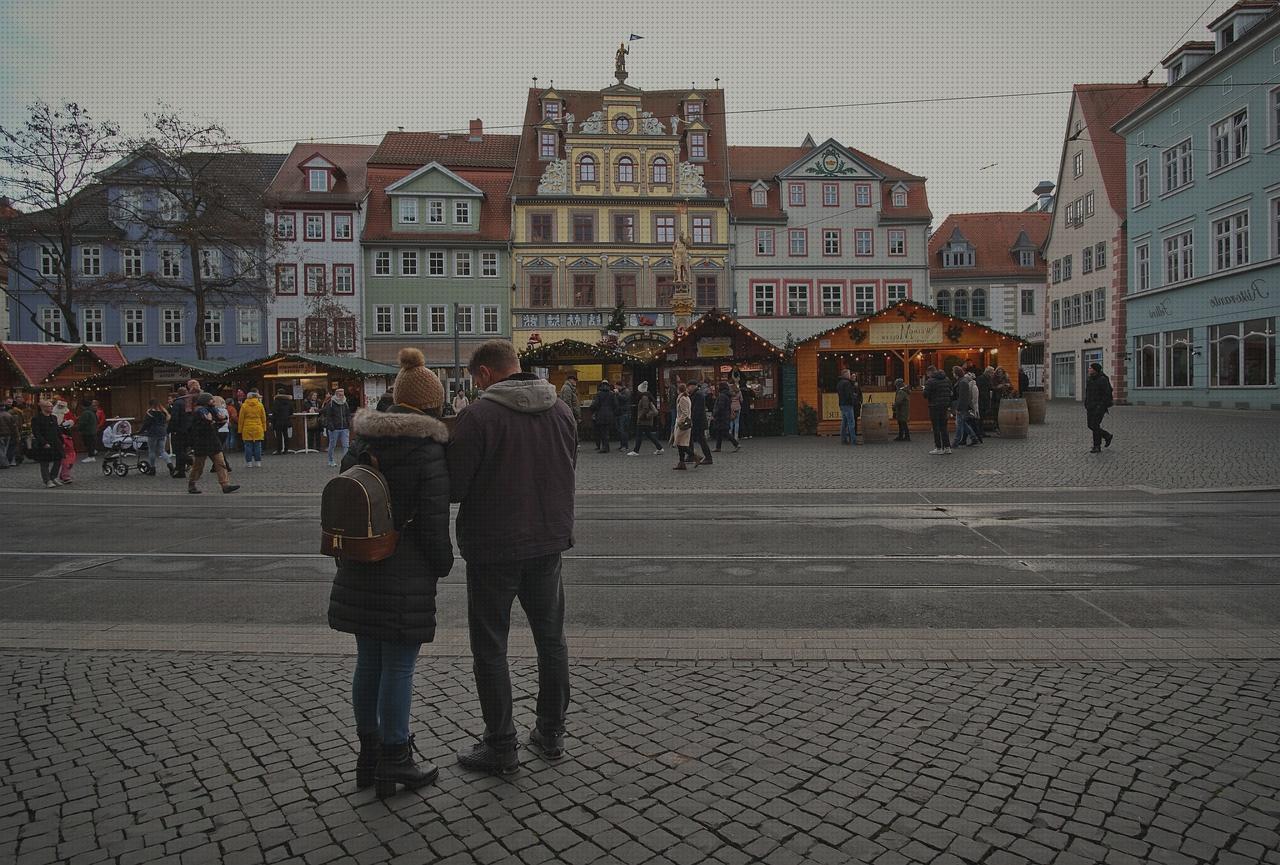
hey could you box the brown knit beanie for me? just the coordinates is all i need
[393,348,444,410]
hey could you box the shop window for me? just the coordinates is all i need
[1210,318,1276,387]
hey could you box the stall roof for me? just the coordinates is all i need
[222,353,399,378]
[662,311,785,360]
[733,317,843,351]
[794,300,1029,348]
[519,339,643,366]
[69,356,238,390]
[0,341,127,388]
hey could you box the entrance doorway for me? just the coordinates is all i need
[1052,352,1077,399]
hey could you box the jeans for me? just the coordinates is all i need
[896,420,910,440]
[466,553,570,749]
[952,414,974,447]
[243,439,263,463]
[1087,408,1109,448]
[928,406,949,450]
[839,405,857,444]
[145,434,168,468]
[632,428,663,453]
[327,428,349,463]
[616,416,630,451]
[352,637,421,746]
[729,413,740,438]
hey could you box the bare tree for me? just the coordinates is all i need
[0,101,120,342]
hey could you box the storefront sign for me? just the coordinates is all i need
[277,361,316,376]
[1147,301,1171,320]
[151,365,186,382]
[869,322,943,345]
[1210,279,1270,309]
[696,337,733,358]
[518,312,671,329]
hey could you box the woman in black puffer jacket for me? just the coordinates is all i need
[328,348,453,799]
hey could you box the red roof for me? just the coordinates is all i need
[0,342,127,387]
[1074,84,1160,216]
[369,132,521,168]
[729,181,784,220]
[928,212,1052,281]
[361,166,512,243]
[264,143,377,206]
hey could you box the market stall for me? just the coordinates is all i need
[792,300,1025,436]
[519,338,646,434]
[68,357,237,422]
[1,341,127,404]
[656,311,785,425]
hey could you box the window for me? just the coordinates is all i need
[696,275,717,307]
[789,183,806,206]
[481,252,499,277]
[823,229,840,256]
[886,283,908,305]
[374,250,391,276]
[454,201,471,225]
[81,246,101,276]
[326,213,352,242]
[820,284,843,315]
[572,213,594,243]
[455,251,472,277]
[237,308,261,345]
[753,283,776,316]
[161,247,182,279]
[1164,329,1193,387]
[400,250,418,277]
[1164,231,1193,284]
[1135,160,1150,206]
[1163,139,1193,192]
[1135,243,1150,292]
[614,273,637,307]
[892,188,907,208]
[937,290,952,315]
[822,183,838,206]
[788,229,807,256]
[80,307,103,343]
[539,132,557,159]
[530,213,553,242]
[573,271,595,306]
[1135,333,1159,388]
[1210,318,1276,386]
[334,318,355,353]
[1084,192,1094,218]
[613,213,636,243]
[276,264,297,295]
[971,288,988,318]
[530,274,552,307]
[685,101,703,120]
[1082,246,1094,274]
[656,275,674,307]
[401,305,420,334]
[787,284,809,316]
[751,187,766,207]
[122,308,145,344]
[1052,259,1061,283]
[755,228,774,256]
[334,264,354,294]
[1052,352,1077,398]
[482,305,500,334]
[855,184,871,207]
[1214,211,1249,271]
[304,317,329,353]
[1083,289,1094,323]
[853,284,876,315]
[1050,299,1061,330]
[374,305,393,334]
[854,229,872,257]
[40,246,57,277]
[1275,197,1280,258]
[1063,254,1073,281]
[578,155,596,182]
[655,215,675,244]
[276,212,296,240]
[953,289,970,318]
[942,247,974,267]
[160,308,183,345]
[691,216,712,244]
[399,199,418,224]
[1272,87,1280,145]
[689,133,706,159]
[889,230,906,256]
[1212,109,1248,170]
[1073,294,1084,326]
[428,305,447,334]
[1095,242,1106,269]
[203,309,223,345]
[278,319,300,352]
[200,248,221,279]
[1073,151,1084,178]
[651,157,668,184]
[308,169,328,192]
[616,156,634,184]
[456,305,474,334]
[421,200,442,225]
[304,213,325,240]
[1020,289,1035,315]
[1019,250,1034,267]
[157,190,182,223]
[1095,287,1106,321]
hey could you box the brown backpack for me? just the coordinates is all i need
[320,455,399,562]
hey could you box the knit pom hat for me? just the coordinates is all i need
[393,347,444,410]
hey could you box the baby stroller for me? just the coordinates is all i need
[100,420,154,477]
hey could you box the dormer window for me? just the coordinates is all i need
[545,100,561,121]
[308,169,329,192]
[1169,62,1183,83]
[892,187,907,208]
[689,132,706,160]
[751,187,766,207]
[942,246,974,268]
[1019,250,1035,267]
[539,131,557,160]
[685,101,703,121]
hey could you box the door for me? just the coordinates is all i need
[1051,352,1077,399]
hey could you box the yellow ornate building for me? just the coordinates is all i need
[510,68,731,354]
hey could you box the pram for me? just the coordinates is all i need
[100,420,155,477]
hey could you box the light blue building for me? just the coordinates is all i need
[5,149,285,363]
[1115,1,1280,410]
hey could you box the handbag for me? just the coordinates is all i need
[677,416,692,430]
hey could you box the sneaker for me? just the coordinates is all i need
[44,481,56,488]
[1090,447,1102,454]
[456,741,519,776]
[328,460,336,467]
[944,447,953,455]
[655,448,664,455]
[626,451,639,456]
[528,727,566,761]
[81,457,96,463]
[222,484,240,494]
[929,448,943,455]
[255,461,263,468]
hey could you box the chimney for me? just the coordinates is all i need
[469,119,483,142]
[1033,181,1055,212]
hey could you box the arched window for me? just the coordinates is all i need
[617,156,634,184]
[935,290,951,315]
[578,155,596,182]
[651,157,669,184]
[971,288,987,319]
[953,289,970,318]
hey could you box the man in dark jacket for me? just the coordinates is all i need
[76,399,98,462]
[1084,362,1114,453]
[614,380,631,453]
[712,381,740,452]
[836,369,858,445]
[270,388,294,455]
[589,381,616,453]
[0,402,18,468]
[448,340,577,775]
[187,393,239,494]
[922,366,953,455]
[738,381,755,439]
[321,388,352,467]
[689,380,713,465]
[166,388,194,476]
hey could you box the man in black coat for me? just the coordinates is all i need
[1084,362,1114,453]
[922,366,953,454]
[167,388,194,476]
[186,393,238,494]
[589,382,616,453]
[688,380,714,465]
[270,388,294,455]
[712,381,740,452]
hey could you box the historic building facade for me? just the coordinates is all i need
[509,69,731,353]
[728,137,932,347]
[1116,3,1280,410]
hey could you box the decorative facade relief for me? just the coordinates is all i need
[536,159,568,194]
[638,111,665,134]
[579,111,605,134]
[676,161,707,195]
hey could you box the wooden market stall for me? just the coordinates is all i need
[69,357,237,423]
[657,310,785,418]
[519,338,646,435]
[221,353,398,412]
[793,300,1025,436]
[0,341,127,403]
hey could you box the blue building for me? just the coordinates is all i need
[1115,1,1280,410]
[5,149,286,363]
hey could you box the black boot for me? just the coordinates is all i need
[375,736,438,798]
[355,733,380,790]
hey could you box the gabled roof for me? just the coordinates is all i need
[774,139,883,179]
[384,162,487,196]
[362,165,512,243]
[0,341,127,387]
[928,212,1051,281]
[4,183,120,239]
[662,310,785,359]
[368,131,521,168]
[794,299,1029,347]
[518,338,642,366]
[1072,84,1159,216]
[222,352,399,378]
[69,355,238,389]
[265,143,376,206]
[1208,0,1277,29]
[1161,40,1215,65]
[728,181,785,221]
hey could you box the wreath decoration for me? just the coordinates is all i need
[946,325,964,343]
[849,326,866,344]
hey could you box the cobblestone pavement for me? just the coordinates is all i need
[2,405,1276,495]
[4,652,1279,865]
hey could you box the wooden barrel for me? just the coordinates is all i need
[1024,390,1047,424]
[860,402,890,443]
[998,398,1029,439]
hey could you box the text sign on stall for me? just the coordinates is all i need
[696,337,733,358]
[277,361,316,376]
[151,365,186,382]
[868,322,943,345]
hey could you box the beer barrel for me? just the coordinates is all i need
[1024,390,1047,424]
[860,402,890,443]
[999,398,1029,439]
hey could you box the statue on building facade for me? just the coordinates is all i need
[672,233,691,284]
[615,42,629,82]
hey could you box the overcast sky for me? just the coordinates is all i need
[0,0,1239,224]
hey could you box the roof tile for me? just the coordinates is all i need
[928,212,1051,281]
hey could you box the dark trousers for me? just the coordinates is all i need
[896,420,910,440]
[273,427,289,454]
[1087,408,1109,448]
[690,425,712,461]
[713,424,738,450]
[172,432,191,472]
[739,407,751,437]
[632,427,663,453]
[38,459,57,483]
[466,553,570,750]
[616,417,630,451]
[928,405,949,450]
[81,431,96,458]
[593,423,611,452]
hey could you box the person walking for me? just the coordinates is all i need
[57,419,77,484]
[30,400,64,488]
[976,367,994,437]
[589,381,616,453]
[667,376,683,440]
[671,381,697,469]
[328,347,454,798]
[451,388,470,417]
[10,398,31,467]
[923,366,953,455]
[712,381,741,453]
[211,396,231,451]
[628,382,664,455]
[0,401,18,469]
[270,388,294,455]
[892,378,911,442]
[991,367,1011,434]
[237,390,267,467]
[167,387,194,477]
[837,369,858,446]
[1084,362,1114,453]
[952,367,981,448]
[322,387,352,467]
[139,399,171,473]
[1018,367,1030,396]
[223,394,240,452]
[76,399,98,463]
[187,393,239,494]
[448,340,576,774]
[738,381,755,439]
[728,382,742,440]
[558,373,580,449]
[689,380,713,465]
[614,380,631,454]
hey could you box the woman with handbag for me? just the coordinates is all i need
[30,400,64,488]
[671,382,699,470]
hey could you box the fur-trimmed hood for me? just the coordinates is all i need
[351,407,448,443]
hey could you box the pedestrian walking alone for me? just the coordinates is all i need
[671,382,697,469]
[57,420,76,484]
[837,369,859,446]
[892,378,911,441]
[270,388,293,455]
[923,366,953,455]
[712,381,740,452]
[689,381,713,465]
[589,381,616,453]
[322,387,352,467]
[30,400,64,487]
[558,373,580,448]
[628,381,664,455]
[167,387,194,477]
[328,347,454,798]
[728,382,742,440]
[187,393,239,494]
[1084,362,1114,453]
[448,340,576,774]
[614,380,631,453]
[76,399,98,462]
[237,391,266,467]
[139,399,170,473]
